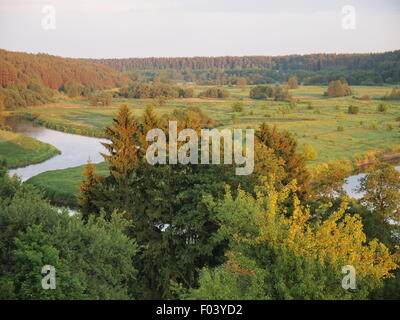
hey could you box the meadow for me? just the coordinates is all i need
[0,129,60,168]
[26,162,109,207]
[21,85,400,166]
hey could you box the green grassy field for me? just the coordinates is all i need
[22,85,400,166]
[0,129,60,168]
[25,162,109,207]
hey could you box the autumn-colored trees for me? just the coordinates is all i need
[288,76,298,89]
[255,123,311,198]
[0,74,54,110]
[236,77,247,91]
[0,49,128,90]
[326,80,352,98]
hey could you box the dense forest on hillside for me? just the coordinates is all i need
[84,51,400,85]
[0,49,129,90]
[0,49,129,110]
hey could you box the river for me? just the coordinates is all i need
[5,116,108,181]
[3,116,399,199]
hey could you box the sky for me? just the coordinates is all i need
[0,0,399,58]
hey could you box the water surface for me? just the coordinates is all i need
[5,117,107,181]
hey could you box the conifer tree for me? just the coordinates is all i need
[101,104,141,181]
[77,160,101,220]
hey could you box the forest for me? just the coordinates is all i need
[84,50,400,85]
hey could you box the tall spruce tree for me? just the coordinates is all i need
[77,160,102,220]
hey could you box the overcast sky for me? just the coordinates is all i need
[0,0,399,58]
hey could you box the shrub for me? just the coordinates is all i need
[359,95,371,101]
[325,80,352,98]
[382,88,400,100]
[337,126,344,132]
[348,105,359,114]
[369,122,378,130]
[199,87,230,99]
[231,102,244,112]
[377,104,389,113]
[301,144,318,161]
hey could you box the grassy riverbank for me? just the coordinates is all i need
[0,129,60,168]
[25,162,108,207]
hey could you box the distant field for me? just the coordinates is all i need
[0,129,60,168]
[22,85,400,166]
[26,162,109,207]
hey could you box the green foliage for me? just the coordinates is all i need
[249,85,274,100]
[186,181,398,300]
[348,105,359,114]
[249,85,291,101]
[89,92,113,106]
[357,161,400,222]
[199,87,230,99]
[311,160,353,200]
[377,103,389,113]
[231,102,244,112]
[0,167,139,299]
[119,82,185,99]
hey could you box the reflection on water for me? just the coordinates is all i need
[5,117,108,181]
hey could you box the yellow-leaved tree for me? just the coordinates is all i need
[186,177,399,300]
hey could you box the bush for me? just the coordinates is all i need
[359,95,371,101]
[369,122,378,130]
[377,104,389,113]
[198,87,230,99]
[348,105,359,114]
[301,144,318,161]
[231,102,244,112]
[382,88,400,100]
[325,80,352,98]
[337,126,344,132]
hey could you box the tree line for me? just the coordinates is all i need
[84,50,400,85]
